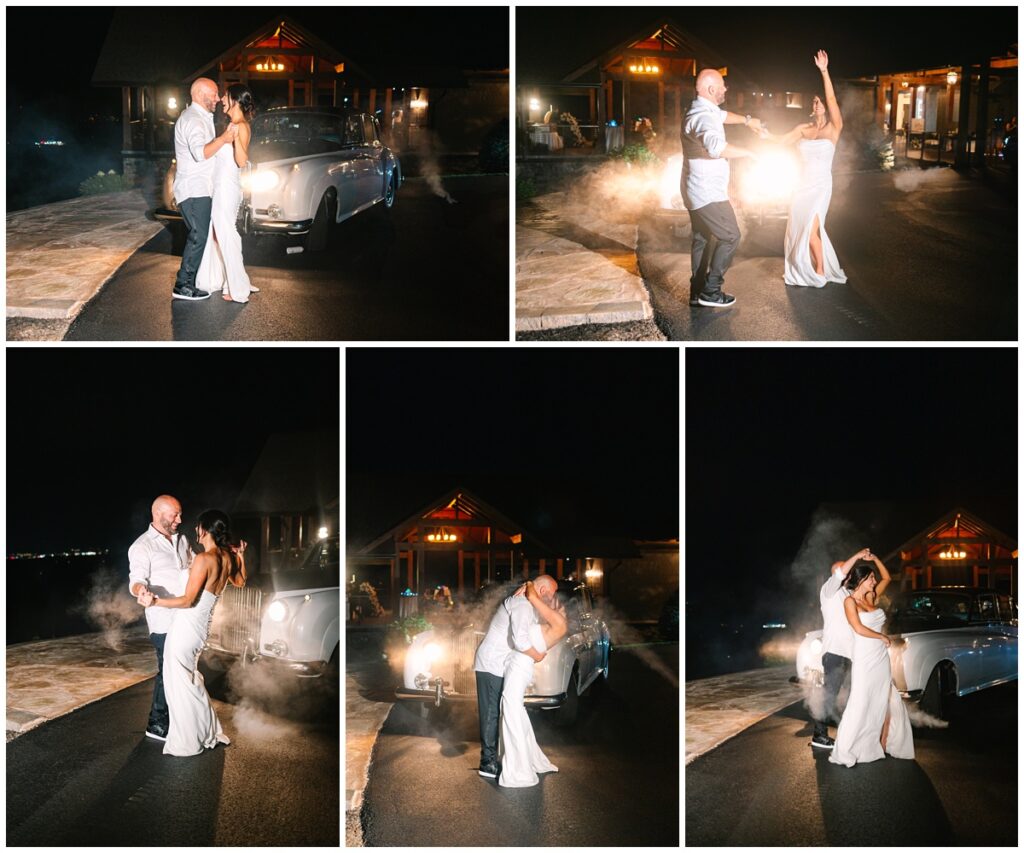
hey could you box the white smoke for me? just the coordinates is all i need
[892,167,957,193]
[596,600,678,689]
[797,670,849,725]
[73,566,146,651]
[413,129,458,204]
[905,702,949,729]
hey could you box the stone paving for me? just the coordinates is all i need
[6,626,156,739]
[6,190,163,323]
[685,664,804,765]
[515,191,655,334]
[345,667,395,847]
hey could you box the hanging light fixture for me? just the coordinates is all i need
[946,70,958,86]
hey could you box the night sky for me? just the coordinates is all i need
[517,6,1018,90]
[346,348,679,547]
[5,348,339,554]
[686,348,1017,633]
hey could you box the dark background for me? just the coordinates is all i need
[518,7,1018,88]
[685,347,1017,679]
[346,347,679,547]
[6,6,510,210]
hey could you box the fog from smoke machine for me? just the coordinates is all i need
[74,566,146,651]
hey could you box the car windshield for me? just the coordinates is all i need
[251,537,339,593]
[886,592,972,632]
[250,113,349,161]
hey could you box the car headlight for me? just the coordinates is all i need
[424,642,444,663]
[740,150,800,205]
[267,600,289,622]
[810,637,823,656]
[246,169,280,192]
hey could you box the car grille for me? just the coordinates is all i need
[209,585,262,655]
[435,629,483,696]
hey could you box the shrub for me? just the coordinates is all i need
[79,170,133,196]
[609,143,659,166]
[479,119,510,173]
[516,174,537,201]
[388,613,433,645]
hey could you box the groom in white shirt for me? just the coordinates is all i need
[128,495,192,741]
[811,547,871,749]
[472,577,554,778]
[171,78,237,301]
[681,68,763,308]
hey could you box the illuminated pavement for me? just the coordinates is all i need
[5,190,163,326]
[359,644,678,846]
[639,168,1016,341]
[686,682,1017,845]
[6,667,339,845]
[6,628,156,739]
[515,192,659,335]
[685,664,801,764]
[13,175,508,341]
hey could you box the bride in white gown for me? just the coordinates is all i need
[196,85,256,303]
[499,580,568,788]
[830,564,914,767]
[760,49,847,288]
[145,509,247,757]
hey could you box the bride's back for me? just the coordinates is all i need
[202,546,239,595]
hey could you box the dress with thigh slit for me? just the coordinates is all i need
[783,138,847,288]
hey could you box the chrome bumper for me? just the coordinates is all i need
[152,206,313,237]
[394,687,567,709]
[202,647,327,678]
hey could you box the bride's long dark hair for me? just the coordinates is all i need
[843,563,876,592]
[197,509,233,550]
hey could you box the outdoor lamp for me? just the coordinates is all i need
[946,71,958,86]
[167,97,177,110]
[318,526,329,540]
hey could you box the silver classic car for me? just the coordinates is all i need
[796,587,1017,716]
[396,580,612,724]
[157,106,401,251]
[203,535,340,678]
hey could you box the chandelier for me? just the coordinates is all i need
[628,58,661,75]
[255,58,286,72]
[938,545,966,560]
[425,528,458,543]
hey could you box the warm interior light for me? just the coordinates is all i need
[946,71,958,86]
[167,97,177,110]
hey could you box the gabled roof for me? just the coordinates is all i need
[355,485,554,557]
[885,506,1017,560]
[233,430,339,516]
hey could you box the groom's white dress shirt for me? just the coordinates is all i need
[820,565,854,659]
[173,102,216,203]
[128,525,192,634]
[474,595,539,678]
[681,95,731,211]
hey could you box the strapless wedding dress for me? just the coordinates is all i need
[498,623,559,787]
[830,608,914,767]
[163,590,230,757]
[784,138,847,288]
[196,137,252,303]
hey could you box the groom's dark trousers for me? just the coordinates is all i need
[688,200,741,300]
[148,632,170,734]
[175,196,213,292]
[475,671,503,765]
[812,651,851,738]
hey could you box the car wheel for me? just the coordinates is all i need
[382,172,397,210]
[553,668,580,727]
[306,191,336,252]
[920,662,956,719]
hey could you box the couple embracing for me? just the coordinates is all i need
[473,575,568,787]
[813,548,915,766]
[128,495,246,756]
[171,78,258,304]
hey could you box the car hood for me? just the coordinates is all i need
[250,568,338,594]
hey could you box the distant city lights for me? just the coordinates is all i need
[762,622,787,629]
[35,139,64,147]
[9,549,108,559]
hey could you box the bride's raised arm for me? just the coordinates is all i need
[815,50,843,133]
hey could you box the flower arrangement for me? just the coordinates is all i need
[560,112,586,146]
[359,581,385,617]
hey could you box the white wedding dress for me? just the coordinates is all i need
[783,138,847,288]
[498,624,558,787]
[196,132,252,303]
[829,608,914,767]
[163,590,230,757]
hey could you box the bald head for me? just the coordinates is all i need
[151,495,182,537]
[696,68,727,105]
[190,77,219,113]
[533,574,558,603]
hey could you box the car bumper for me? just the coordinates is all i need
[394,687,567,709]
[202,648,328,678]
[152,206,313,237]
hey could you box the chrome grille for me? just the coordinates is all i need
[208,585,262,655]
[447,629,484,695]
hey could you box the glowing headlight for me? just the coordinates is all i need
[810,637,823,656]
[267,600,289,622]
[246,170,280,192]
[740,151,800,205]
[424,642,444,663]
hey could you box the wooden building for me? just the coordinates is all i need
[233,430,339,574]
[882,507,1017,598]
[92,10,508,184]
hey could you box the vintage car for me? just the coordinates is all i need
[395,580,612,724]
[795,587,1017,716]
[156,106,401,251]
[202,535,339,678]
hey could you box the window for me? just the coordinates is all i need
[343,114,364,146]
[361,115,379,144]
[971,594,997,622]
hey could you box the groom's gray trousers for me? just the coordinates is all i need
[475,671,503,765]
[175,196,213,291]
[812,651,851,739]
